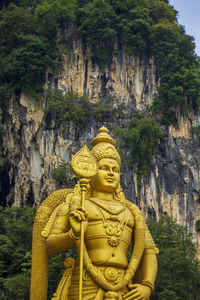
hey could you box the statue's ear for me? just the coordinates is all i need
[30,188,73,300]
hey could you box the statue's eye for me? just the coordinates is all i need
[113,167,120,173]
[99,165,108,171]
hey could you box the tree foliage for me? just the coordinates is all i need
[77,0,117,65]
[0,4,53,98]
[0,0,200,125]
[126,117,163,183]
[147,216,200,300]
[7,34,52,95]
[113,116,163,184]
[51,164,77,188]
[0,207,35,299]
[45,89,91,126]
[0,206,77,300]
[151,22,200,125]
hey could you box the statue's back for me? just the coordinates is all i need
[30,189,73,300]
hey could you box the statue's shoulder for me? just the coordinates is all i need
[37,189,74,237]
[56,199,71,216]
[125,199,142,217]
[35,189,73,221]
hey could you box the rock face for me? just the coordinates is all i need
[1,40,200,252]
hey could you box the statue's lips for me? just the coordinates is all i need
[105,177,115,183]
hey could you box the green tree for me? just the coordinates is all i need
[0,4,35,56]
[45,89,91,126]
[77,0,117,65]
[108,0,150,13]
[0,206,77,300]
[35,0,77,43]
[0,1,36,9]
[51,164,77,187]
[7,34,52,95]
[149,0,177,24]
[116,7,153,56]
[0,3,54,99]
[0,207,36,299]
[126,117,163,184]
[94,101,113,121]
[147,216,200,300]
[151,21,200,125]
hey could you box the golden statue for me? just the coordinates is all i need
[30,127,158,300]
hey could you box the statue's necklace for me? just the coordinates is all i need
[89,197,126,215]
[89,198,128,247]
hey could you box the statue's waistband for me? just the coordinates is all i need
[72,264,126,285]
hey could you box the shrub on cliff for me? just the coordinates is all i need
[77,0,117,65]
[7,34,52,96]
[113,116,163,184]
[126,117,163,184]
[45,89,91,126]
[0,4,54,97]
[0,0,200,127]
[151,22,200,125]
[51,164,77,188]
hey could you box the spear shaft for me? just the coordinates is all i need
[71,145,97,300]
[78,179,88,300]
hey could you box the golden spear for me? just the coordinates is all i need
[71,145,97,300]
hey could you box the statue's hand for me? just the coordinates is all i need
[123,284,151,300]
[69,207,88,237]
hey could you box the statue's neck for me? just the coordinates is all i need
[91,190,114,201]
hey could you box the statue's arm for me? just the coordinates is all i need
[123,251,157,300]
[130,203,158,286]
[46,231,76,256]
[139,221,158,290]
[124,235,158,299]
[140,248,158,290]
[46,195,87,256]
[46,203,76,256]
[123,204,158,299]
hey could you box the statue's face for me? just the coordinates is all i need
[90,158,120,193]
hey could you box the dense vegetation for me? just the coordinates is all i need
[0,0,200,124]
[45,90,91,126]
[0,207,35,299]
[0,207,200,299]
[51,163,77,187]
[113,115,163,184]
[147,216,200,300]
[1,0,200,187]
[0,206,76,300]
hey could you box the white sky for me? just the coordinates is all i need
[169,0,200,56]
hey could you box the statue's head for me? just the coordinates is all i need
[90,127,121,193]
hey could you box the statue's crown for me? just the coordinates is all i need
[91,126,121,165]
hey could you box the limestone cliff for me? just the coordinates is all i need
[1,40,200,253]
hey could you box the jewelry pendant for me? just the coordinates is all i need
[108,235,120,247]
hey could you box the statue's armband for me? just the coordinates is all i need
[42,202,70,237]
[144,222,159,254]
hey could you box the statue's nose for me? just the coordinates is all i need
[108,168,114,175]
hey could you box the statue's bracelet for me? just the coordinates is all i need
[69,229,80,240]
[141,280,155,292]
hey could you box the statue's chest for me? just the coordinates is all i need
[85,199,134,247]
[86,199,133,221]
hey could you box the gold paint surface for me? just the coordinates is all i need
[30,127,158,300]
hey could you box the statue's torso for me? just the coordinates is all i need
[84,198,134,269]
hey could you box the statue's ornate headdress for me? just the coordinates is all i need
[91,126,121,166]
